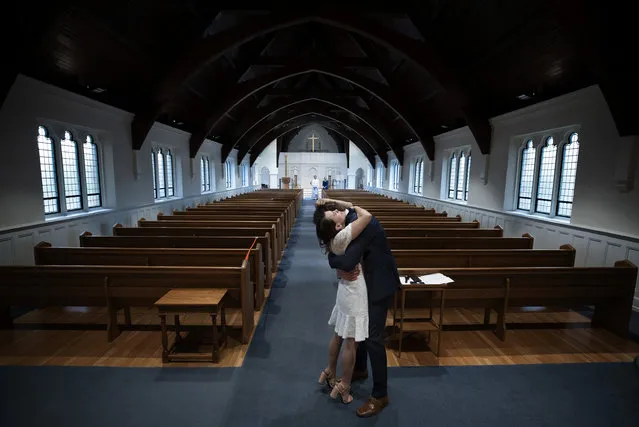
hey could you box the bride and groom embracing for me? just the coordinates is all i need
[312,198,400,418]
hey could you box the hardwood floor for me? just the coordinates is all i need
[1,302,636,368]
[0,289,272,368]
[385,307,639,366]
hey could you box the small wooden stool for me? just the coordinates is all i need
[392,283,448,358]
[154,288,228,363]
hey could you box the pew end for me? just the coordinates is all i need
[614,259,638,269]
[113,224,123,235]
[521,233,534,248]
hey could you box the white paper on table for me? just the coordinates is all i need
[399,276,416,285]
[416,273,454,285]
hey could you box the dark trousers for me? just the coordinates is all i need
[354,295,394,398]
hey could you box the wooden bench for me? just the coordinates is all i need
[204,200,296,222]
[380,220,480,229]
[388,234,534,249]
[385,226,503,238]
[79,232,273,287]
[392,245,575,268]
[152,216,287,250]
[376,215,461,222]
[0,263,254,343]
[173,210,292,238]
[397,260,638,340]
[113,224,278,272]
[34,241,266,310]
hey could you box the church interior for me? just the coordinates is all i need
[0,1,638,426]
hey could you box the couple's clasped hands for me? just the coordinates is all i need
[338,267,360,281]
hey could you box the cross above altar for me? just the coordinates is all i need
[307,132,320,152]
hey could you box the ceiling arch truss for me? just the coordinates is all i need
[131,11,492,161]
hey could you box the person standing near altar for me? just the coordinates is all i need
[311,175,320,200]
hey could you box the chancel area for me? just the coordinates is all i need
[0,2,638,426]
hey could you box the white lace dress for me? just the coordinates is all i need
[327,224,369,342]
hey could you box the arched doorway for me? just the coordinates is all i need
[355,168,364,189]
[261,167,270,187]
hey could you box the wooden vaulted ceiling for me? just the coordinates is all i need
[2,1,635,166]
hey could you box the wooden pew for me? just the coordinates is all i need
[205,200,296,223]
[385,226,503,238]
[388,234,535,249]
[173,209,292,238]
[376,215,461,222]
[397,260,638,339]
[80,232,273,288]
[0,263,254,343]
[113,224,279,272]
[155,214,287,245]
[137,219,282,261]
[380,221,480,229]
[34,242,266,310]
[200,200,296,227]
[393,244,576,268]
[369,209,448,217]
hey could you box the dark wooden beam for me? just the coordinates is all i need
[250,56,376,67]
[228,94,396,156]
[134,11,488,158]
[0,2,73,109]
[406,7,493,155]
[552,0,638,135]
[187,63,430,159]
[236,104,386,165]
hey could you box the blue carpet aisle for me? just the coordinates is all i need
[1,200,638,427]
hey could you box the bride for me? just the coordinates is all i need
[316,201,372,404]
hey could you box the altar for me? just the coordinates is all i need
[278,152,347,190]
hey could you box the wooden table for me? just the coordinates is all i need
[392,283,448,357]
[154,288,228,363]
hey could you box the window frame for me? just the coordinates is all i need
[201,156,211,193]
[83,135,102,208]
[390,159,400,191]
[514,128,581,219]
[37,124,104,217]
[152,147,176,200]
[446,149,471,202]
[225,159,233,189]
[377,164,385,188]
[241,162,249,187]
[412,157,424,194]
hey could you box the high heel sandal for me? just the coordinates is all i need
[330,381,353,404]
[318,368,337,388]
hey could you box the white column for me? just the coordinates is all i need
[347,174,356,189]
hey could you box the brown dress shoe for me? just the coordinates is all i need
[351,370,368,381]
[357,396,389,418]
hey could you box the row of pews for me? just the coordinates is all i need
[324,190,638,340]
[0,189,302,348]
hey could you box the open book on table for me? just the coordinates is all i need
[399,273,454,286]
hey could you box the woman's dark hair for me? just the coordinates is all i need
[317,216,339,253]
[313,202,346,253]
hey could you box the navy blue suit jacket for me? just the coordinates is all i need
[328,210,400,303]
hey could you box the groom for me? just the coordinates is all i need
[314,198,400,417]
